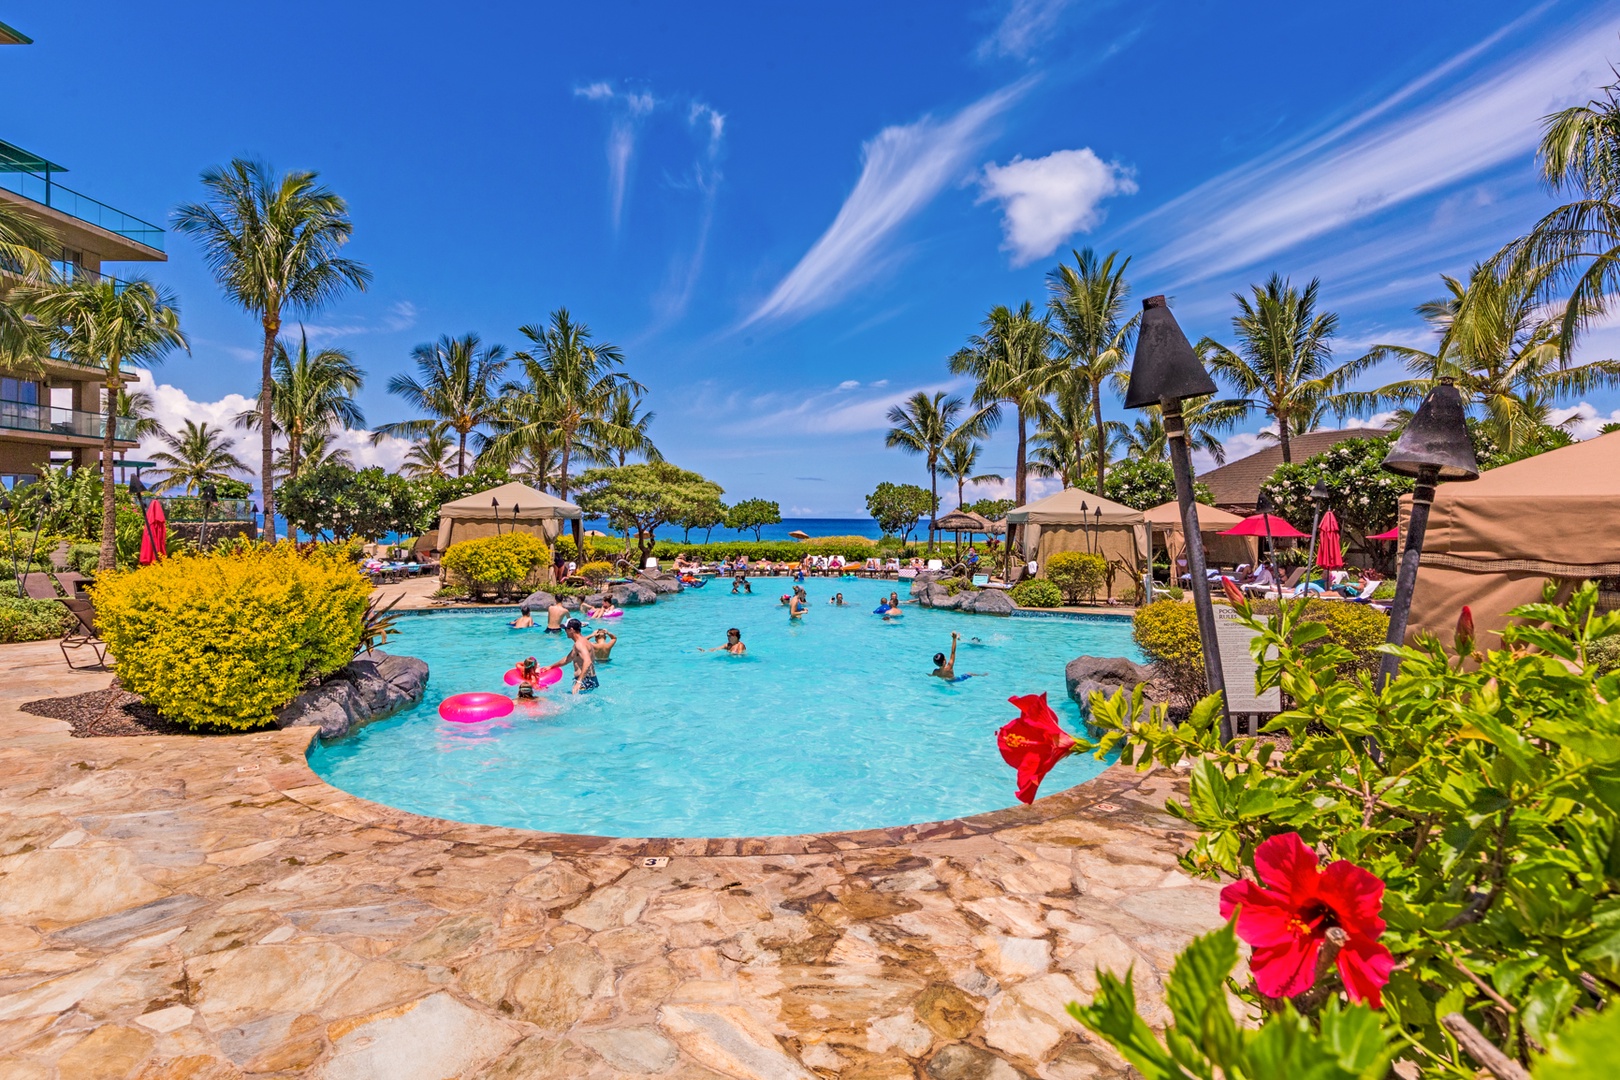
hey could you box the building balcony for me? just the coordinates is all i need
[0,398,137,442]
[0,140,164,255]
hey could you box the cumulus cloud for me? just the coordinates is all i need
[1549,402,1620,441]
[745,82,1028,326]
[978,147,1137,265]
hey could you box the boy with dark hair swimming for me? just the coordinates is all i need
[930,632,986,682]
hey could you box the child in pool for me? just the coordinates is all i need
[588,597,620,619]
[703,627,746,655]
[515,656,540,698]
[930,632,986,682]
[589,628,617,662]
[510,605,535,629]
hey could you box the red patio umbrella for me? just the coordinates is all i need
[139,499,166,566]
[1317,509,1345,570]
[1220,513,1308,539]
[1367,526,1400,541]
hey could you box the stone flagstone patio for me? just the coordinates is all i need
[0,638,1223,1079]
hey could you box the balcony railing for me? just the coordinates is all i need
[0,150,165,253]
[0,398,137,441]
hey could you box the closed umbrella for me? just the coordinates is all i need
[1317,510,1344,570]
[140,499,167,566]
[1367,526,1400,541]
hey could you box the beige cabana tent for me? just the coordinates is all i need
[1005,488,1149,580]
[1142,500,1258,570]
[1404,433,1620,648]
[435,481,583,551]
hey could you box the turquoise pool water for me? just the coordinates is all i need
[306,582,1140,838]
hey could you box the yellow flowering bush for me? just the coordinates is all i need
[92,543,370,731]
[576,560,615,584]
[440,533,550,597]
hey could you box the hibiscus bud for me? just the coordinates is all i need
[1221,576,1246,608]
[1454,605,1475,657]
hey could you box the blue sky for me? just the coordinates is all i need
[8,1,1620,514]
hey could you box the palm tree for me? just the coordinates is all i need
[939,437,1004,508]
[400,423,456,480]
[236,331,364,480]
[884,390,990,547]
[15,277,187,567]
[1354,261,1620,452]
[1115,396,1240,465]
[1196,274,1368,464]
[1047,248,1138,492]
[490,309,640,500]
[949,301,1059,512]
[510,444,561,490]
[1028,376,1121,489]
[581,387,662,467]
[374,334,508,477]
[0,201,55,368]
[274,430,353,481]
[111,389,163,448]
[151,420,250,494]
[174,160,371,538]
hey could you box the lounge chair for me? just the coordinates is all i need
[57,597,109,669]
[972,573,991,588]
[926,559,945,572]
[1242,567,1304,598]
[19,572,58,600]
[53,571,90,598]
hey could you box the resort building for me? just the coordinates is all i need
[1199,427,1391,515]
[0,136,166,490]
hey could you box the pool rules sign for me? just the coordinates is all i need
[1214,606,1281,715]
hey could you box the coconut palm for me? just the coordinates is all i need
[110,389,163,447]
[948,301,1059,513]
[373,333,508,477]
[273,430,353,481]
[1027,376,1123,489]
[510,444,562,490]
[580,386,662,467]
[0,201,55,367]
[14,277,187,567]
[235,331,364,480]
[150,420,250,494]
[400,423,457,480]
[489,309,640,500]
[1196,274,1368,464]
[1115,396,1242,465]
[1353,261,1620,452]
[174,160,371,537]
[1046,248,1139,492]
[884,390,990,547]
[939,437,1004,509]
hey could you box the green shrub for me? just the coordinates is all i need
[576,560,615,585]
[1371,580,1396,600]
[0,580,72,643]
[938,576,972,595]
[1010,578,1062,608]
[1045,550,1107,603]
[92,544,370,731]
[441,533,550,597]
[1588,633,1620,673]
[66,543,101,576]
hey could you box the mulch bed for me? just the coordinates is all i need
[22,685,201,738]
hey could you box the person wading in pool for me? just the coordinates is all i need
[511,605,535,629]
[545,601,570,633]
[541,620,599,693]
[930,632,986,682]
[703,627,746,655]
[788,592,807,619]
[589,627,617,662]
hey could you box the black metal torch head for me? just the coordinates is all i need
[1124,295,1217,410]
[1382,378,1478,481]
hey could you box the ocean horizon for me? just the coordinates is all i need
[583,517,885,543]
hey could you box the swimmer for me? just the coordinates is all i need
[588,628,617,662]
[889,590,904,609]
[703,627,746,655]
[510,605,535,629]
[515,656,539,698]
[931,632,986,682]
[541,619,599,694]
[829,592,847,606]
[587,597,620,619]
[788,593,807,619]
[545,601,569,633]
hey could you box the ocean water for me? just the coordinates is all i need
[307,584,1139,838]
[585,517,886,543]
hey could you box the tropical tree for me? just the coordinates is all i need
[581,386,662,467]
[1046,248,1138,492]
[274,430,353,482]
[884,391,988,547]
[15,277,187,567]
[865,481,935,546]
[150,420,250,495]
[1027,375,1121,490]
[174,159,370,539]
[400,423,457,480]
[110,389,163,452]
[573,462,725,566]
[725,498,781,542]
[1116,396,1242,465]
[0,200,54,367]
[235,331,364,480]
[1352,261,1620,453]
[939,438,1003,509]
[1196,274,1368,464]
[490,309,639,501]
[949,301,1059,514]
[374,333,508,477]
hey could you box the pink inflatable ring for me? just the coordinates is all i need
[503,666,563,688]
[438,691,515,723]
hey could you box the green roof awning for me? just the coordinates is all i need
[0,139,64,174]
[0,20,32,46]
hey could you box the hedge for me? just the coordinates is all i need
[1045,551,1107,604]
[92,544,370,731]
[584,536,929,562]
[1133,598,1389,706]
[441,533,550,598]
[0,582,72,644]
[1010,578,1062,608]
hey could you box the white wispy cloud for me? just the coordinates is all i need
[299,301,419,344]
[745,82,1028,326]
[977,0,1073,61]
[978,148,1137,265]
[717,378,969,437]
[575,83,660,230]
[1132,7,1620,284]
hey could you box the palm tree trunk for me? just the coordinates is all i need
[928,460,938,551]
[99,371,119,570]
[1092,385,1106,493]
[260,320,278,540]
[1278,407,1292,464]
[289,422,301,480]
[456,429,467,477]
[1013,405,1028,560]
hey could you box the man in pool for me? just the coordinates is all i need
[931,632,985,682]
[588,627,617,662]
[545,601,570,633]
[510,605,535,629]
[703,627,746,655]
[541,619,599,693]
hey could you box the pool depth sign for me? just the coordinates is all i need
[1213,606,1281,715]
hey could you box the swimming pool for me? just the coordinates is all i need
[307,582,1141,838]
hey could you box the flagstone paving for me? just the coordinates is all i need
[0,638,1221,1079]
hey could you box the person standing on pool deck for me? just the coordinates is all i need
[545,601,570,633]
[541,619,599,693]
[930,632,986,681]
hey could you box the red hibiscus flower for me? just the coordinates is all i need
[996,693,1076,804]
[1221,576,1247,608]
[1219,832,1395,1007]
[1454,605,1475,657]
